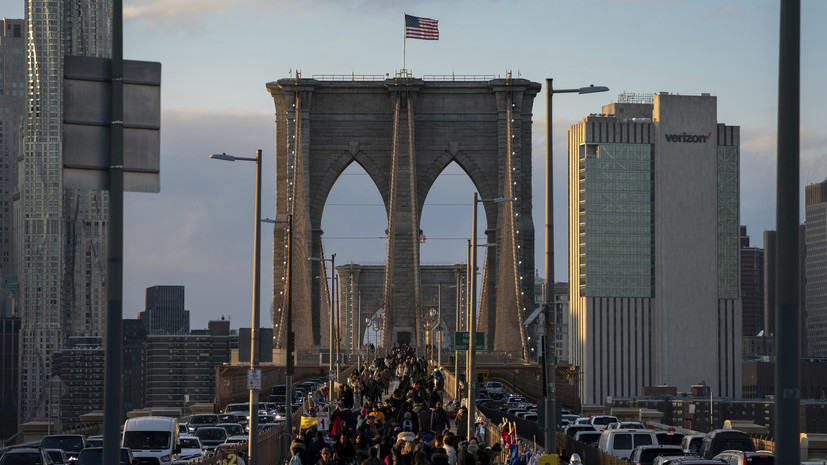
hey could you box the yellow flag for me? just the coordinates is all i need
[301,416,318,430]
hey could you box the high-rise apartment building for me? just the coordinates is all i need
[139,285,190,335]
[0,19,25,314]
[740,226,764,338]
[568,93,741,405]
[145,319,231,407]
[805,180,827,357]
[51,337,104,429]
[16,1,111,422]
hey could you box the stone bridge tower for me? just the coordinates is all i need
[267,76,540,357]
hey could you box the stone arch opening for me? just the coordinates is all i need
[323,162,387,355]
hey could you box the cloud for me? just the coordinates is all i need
[712,3,744,18]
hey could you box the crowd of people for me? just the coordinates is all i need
[289,344,503,465]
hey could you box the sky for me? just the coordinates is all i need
[7,0,827,330]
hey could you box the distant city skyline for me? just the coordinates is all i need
[3,0,826,330]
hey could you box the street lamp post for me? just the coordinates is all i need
[209,150,263,465]
[543,80,608,452]
[309,254,336,401]
[468,193,513,441]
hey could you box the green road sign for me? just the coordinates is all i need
[454,331,485,350]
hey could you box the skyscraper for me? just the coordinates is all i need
[15,0,111,422]
[139,285,190,335]
[805,180,827,357]
[740,226,764,338]
[0,18,25,315]
[568,92,741,405]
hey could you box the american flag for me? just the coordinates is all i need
[405,14,439,40]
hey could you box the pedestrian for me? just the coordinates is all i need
[430,401,449,433]
[454,407,468,439]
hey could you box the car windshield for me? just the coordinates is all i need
[42,436,84,452]
[180,437,200,448]
[191,415,217,424]
[0,452,44,465]
[123,431,171,449]
[593,417,616,426]
[222,425,244,435]
[226,405,247,412]
[746,456,774,465]
[198,429,227,440]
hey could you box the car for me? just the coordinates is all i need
[484,381,504,398]
[0,448,54,465]
[44,449,70,464]
[654,459,727,465]
[573,431,602,447]
[122,416,180,465]
[713,450,774,465]
[224,403,249,415]
[563,424,597,438]
[561,414,580,425]
[652,456,703,465]
[589,415,619,431]
[499,395,527,412]
[195,426,228,453]
[657,431,686,446]
[258,422,283,432]
[507,403,534,416]
[76,447,135,465]
[607,421,645,430]
[217,423,245,437]
[178,435,203,461]
[597,428,659,460]
[225,435,248,445]
[680,434,706,456]
[699,430,755,459]
[40,434,86,459]
[523,412,538,423]
[86,435,103,448]
[187,413,219,433]
[628,445,685,465]
[516,406,538,419]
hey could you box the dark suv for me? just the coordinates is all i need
[700,430,755,459]
[40,435,86,460]
[628,445,684,465]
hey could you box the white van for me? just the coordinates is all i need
[122,416,181,464]
[597,428,658,460]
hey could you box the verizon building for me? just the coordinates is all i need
[568,93,741,405]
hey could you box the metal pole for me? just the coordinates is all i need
[468,193,478,441]
[103,0,124,462]
[775,1,801,463]
[285,215,294,440]
[543,78,556,453]
[248,149,262,465]
[358,291,362,365]
[329,254,335,402]
[465,240,471,404]
[455,267,461,399]
[335,274,340,383]
[438,283,442,368]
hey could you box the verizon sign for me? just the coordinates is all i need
[665,131,712,143]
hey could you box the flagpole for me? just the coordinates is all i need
[402,13,406,75]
